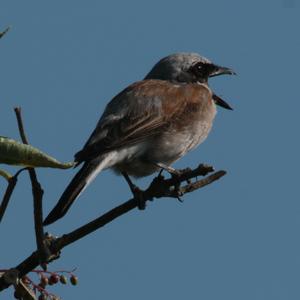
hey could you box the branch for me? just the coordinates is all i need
[55,166,226,248]
[0,26,10,40]
[14,107,50,265]
[0,164,226,291]
[0,168,28,222]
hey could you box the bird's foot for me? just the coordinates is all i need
[171,180,184,203]
[155,163,193,202]
[131,185,146,210]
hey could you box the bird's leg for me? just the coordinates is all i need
[121,171,138,194]
[121,172,146,210]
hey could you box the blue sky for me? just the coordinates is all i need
[1,1,300,299]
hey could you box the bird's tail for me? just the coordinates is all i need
[43,154,113,226]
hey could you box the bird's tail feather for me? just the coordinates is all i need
[43,154,113,226]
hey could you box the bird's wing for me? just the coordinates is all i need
[75,80,210,163]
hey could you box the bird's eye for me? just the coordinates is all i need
[196,62,204,69]
[189,62,206,77]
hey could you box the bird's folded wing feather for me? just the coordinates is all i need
[75,80,208,163]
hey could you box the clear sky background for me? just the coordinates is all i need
[0,1,299,299]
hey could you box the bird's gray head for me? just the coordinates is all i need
[145,52,235,110]
[145,52,235,85]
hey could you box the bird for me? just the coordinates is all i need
[43,52,235,225]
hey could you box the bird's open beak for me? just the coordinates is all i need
[213,94,233,110]
[209,65,236,77]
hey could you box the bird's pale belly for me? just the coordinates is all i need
[113,116,215,178]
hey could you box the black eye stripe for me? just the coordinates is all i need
[189,62,208,76]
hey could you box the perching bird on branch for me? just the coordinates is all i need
[43,53,235,225]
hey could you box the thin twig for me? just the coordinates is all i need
[14,107,50,264]
[0,168,28,222]
[0,26,10,40]
[171,170,226,196]
[0,164,226,291]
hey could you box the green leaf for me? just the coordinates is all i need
[0,136,74,169]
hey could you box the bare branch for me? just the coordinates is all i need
[14,107,50,265]
[0,27,10,40]
[0,168,28,222]
[0,164,226,291]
